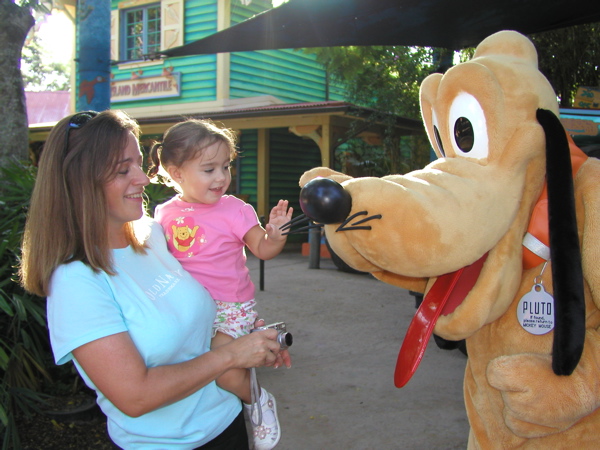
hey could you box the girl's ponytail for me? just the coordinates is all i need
[147,142,162,179]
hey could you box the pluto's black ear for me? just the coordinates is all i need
[536,108,585,376]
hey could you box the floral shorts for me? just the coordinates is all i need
[212,299,259,339]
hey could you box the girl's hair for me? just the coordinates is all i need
[20,109,146,297]
[147,119,237,187]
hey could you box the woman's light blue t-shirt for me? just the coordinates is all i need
[47,220,241,449]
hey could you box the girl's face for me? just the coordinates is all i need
[104,131,149,247]
[174,141,232,204]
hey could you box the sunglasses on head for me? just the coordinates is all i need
[63,110,99,155]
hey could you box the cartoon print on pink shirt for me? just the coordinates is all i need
[166,216,205,257]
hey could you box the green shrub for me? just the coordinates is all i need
[144,180,176,216]
[0,158,51,449]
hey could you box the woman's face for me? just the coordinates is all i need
[104,131,149,247]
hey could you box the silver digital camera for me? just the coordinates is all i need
[253,322,293,349]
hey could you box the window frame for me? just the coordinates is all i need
[119,2,162,62]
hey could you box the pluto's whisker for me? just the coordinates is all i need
[352,214,382,226]
[280,213,309,231]
[281,223,323,236]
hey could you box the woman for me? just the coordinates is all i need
[20,110,288,449]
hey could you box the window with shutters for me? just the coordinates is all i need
[122,4,161,61]
[111,0,183,65]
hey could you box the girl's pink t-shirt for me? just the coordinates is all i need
[155,195,260,302]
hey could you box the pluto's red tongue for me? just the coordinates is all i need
[394,254,487,388]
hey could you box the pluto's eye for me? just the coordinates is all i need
[433,126,445,157]
[431,110,445,157]
[454,117,474,152]
[448,92,488,160]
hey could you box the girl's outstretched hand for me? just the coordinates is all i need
[265,200,293,240]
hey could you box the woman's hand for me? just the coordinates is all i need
[252,318,292,369]
[213,328,281,369]
[275,348,292,369]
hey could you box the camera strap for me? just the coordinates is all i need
[249,367,263,426]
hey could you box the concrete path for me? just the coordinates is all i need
[246,248,470,450]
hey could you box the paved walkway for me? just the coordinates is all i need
[246,247,470,449]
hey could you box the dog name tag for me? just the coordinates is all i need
[517,284,555,335]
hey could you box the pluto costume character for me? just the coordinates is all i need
[298,31,600,447]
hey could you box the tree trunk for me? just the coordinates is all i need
[0,0,35,165]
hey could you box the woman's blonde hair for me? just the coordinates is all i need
[20,110,145,297]
[147,119,237,189]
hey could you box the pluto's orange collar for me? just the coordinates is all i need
[523,135,588,269]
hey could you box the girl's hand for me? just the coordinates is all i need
[265,200,293,241]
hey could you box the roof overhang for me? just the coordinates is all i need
[29,101,425,146]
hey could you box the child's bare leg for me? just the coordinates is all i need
[211,331,253,403]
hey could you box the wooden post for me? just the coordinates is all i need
[256,128,270,218]
[216,0,231,101]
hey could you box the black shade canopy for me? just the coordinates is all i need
[159,0,600,58]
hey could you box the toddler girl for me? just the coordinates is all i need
[148,119,293,450]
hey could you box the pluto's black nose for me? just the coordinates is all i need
[299,178,352,224]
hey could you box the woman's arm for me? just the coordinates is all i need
[73,328,280,417]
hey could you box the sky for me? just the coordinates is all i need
[36,11,75,65]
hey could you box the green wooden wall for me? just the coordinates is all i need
[230,50,335,103]
[269,128,321,211]
[237,129,321,208]
[229,1,344,102]
[237,129,259,205]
